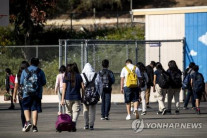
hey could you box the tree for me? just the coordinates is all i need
[9,0,55,59]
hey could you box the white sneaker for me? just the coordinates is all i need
[133,110,139,119]
[130,107,134,112]
[138,108,142,111]
[126,114,131,120]
[22,128,26,132]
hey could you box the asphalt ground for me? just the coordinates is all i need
[0,102,207,138]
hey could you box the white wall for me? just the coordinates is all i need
[145,14,185,103]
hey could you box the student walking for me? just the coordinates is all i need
[81,63,102,130]
[190,65,205,114]
[13,61,30,131]
[55,65,66,115]
[5,68,15,109]
[167,60,182,114]
[145,61,156,108]
[137,62,148,115]
[120,59,141,120]
[61,63,84,131]
[183,62,196,109]
[99,59,115,120]
[20,58,46,132]
[153,62,169,115]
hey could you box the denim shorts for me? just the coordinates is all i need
[22,96,42,113]
[124,87,139,103]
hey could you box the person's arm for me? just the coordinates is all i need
[61,83,66,105]
[55,75,59,95]
[120,77,125,94]
[96,74,103,96]
[5,75,10,92]
[41,71,46,86]
[153,75,156,92]
[190,78,193,88]
[13,83,18,103]
[110,72,115,84]
[81,82,85,102]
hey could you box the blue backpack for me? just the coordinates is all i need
[182,70,192,89]
[23,68,40,96]
[192,72,205,93]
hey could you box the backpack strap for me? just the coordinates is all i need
[92,73,97,83]
[83,73,89,84]
[125,66,131,73]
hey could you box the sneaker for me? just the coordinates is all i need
[84,125,89,130]
[126,114,131,120]
[101,117,105,120]
[23,121,32,132]
[72,122,77,132]
[192,107,196,110]
[175,110,179,114]
[105,117,109,120]
[141,111,146,116]
[32,126,38,132]
[22,128,26,132]
[183,107,189,110]
[130,107,134,112]
[133,110,139,119]
[90,126,94,130]
[162,108,167,115]
[196,108,200,115]
[157,111,162,115]
[138,108,142,111]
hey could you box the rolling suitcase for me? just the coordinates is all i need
[55,105,73,132]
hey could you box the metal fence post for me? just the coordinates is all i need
[81,42,84,70]
[126,44,129,60]
[135,41,138,64]
[93,44,96,70]
[159,42,161,62]
[84,40,88,64]
[36,46,38,58]
[64,40,67,66]
[59,39,63,68]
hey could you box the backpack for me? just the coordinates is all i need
[9,75,15,89]
[125,66,138,88]
[99,69,111,89]
[23,68,40,96]
[83,73,99,105]
[139,72,146,88]
[170,70,182,88]
[157,70,170,89]
[192,73,205,93]
[182,69,192,89]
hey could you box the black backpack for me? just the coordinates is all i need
[83,73,99,105]
[157,70,170,89]
[99,69,111,89]
[182,70,192,89]
[139,72,146,88]
[170,70,182,89]
[192,73,205,93]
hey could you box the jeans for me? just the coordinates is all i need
[83,104,96,127]
[58,89,63,112]
[184,89,195,108]
[101,88,112,118]
[19,96,26,127]
[167,88,180,111]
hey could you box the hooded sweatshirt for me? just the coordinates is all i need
[81,63,103,95]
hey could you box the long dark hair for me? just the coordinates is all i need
[156,62,164,72]
[72,62,80,74]
[17,61,30,81]
[168,60,178,72]
[136,62,146,73]
[59,65,66,73]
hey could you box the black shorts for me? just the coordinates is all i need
[193,91,202,100]
[124,87,139,103]
[22,96,42,113]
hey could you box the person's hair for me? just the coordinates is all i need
[64,64,76,87]
[72,62,80,74]
[59,65,66,73]
[136,62,146,73]
[150,61,156,67]
[192,65,199,72]
[156,62,164,71]
[17,61,30,80]
[168,60,178,71]
[102,59,109,68]
[5,68,11,75]
[125,59,132,64]
[189,62,195,68]
[30,57,39,66]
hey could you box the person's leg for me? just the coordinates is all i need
[32,111,38,126]
[190,90,196,108]
[156,84,165,112]
[174,90,180,111]
[184,89,191,108]
[65,100,73,117]
[105,90,111,118]
[89,105,96,129]
[9,89,15,109]
[19,98,26,128]
[124,87,131,115]
[141,90,146,112]
[58,89,62,113]
[167,89,173,112]
[126,103,131,115]
[72,100,81,123]
[101,91,105,118]
[145,88,150,106]
[83,104,89,128]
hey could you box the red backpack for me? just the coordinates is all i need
[9,75,15,89]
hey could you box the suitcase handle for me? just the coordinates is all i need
[60,105,66,114]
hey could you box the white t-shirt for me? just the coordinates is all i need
[120,64,141,87]
[15,74,18,83]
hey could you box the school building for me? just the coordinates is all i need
[132,6,207,102]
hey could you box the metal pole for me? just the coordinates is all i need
[159,42,161,62]
[182,37,186,72]
[93,8,96,30]
[93,44,96,71]
[36,46,38,58]
[59,39,63,68]
[117,11,119,28]
[130,0,133,26]
[64,40,67,66]
[126,44,129,60]
[84,40,88,64]
[135,41,138,64]
[81,42,84,70]
[70,13,73,32]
